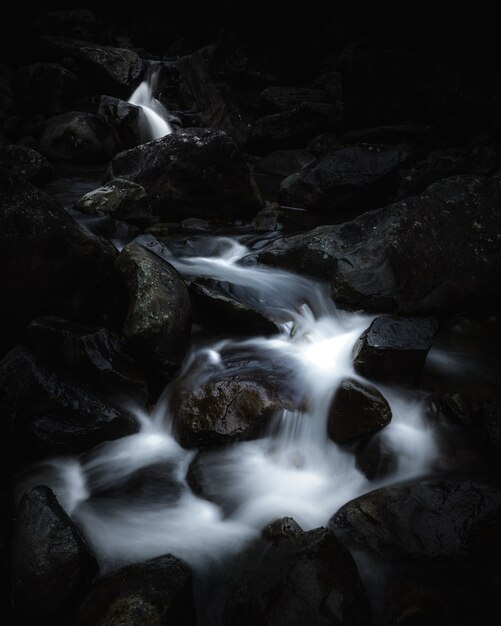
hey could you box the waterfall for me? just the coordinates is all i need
[128,66,173,142]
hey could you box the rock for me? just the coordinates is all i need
[255,149,315,178]
[0,170,117,353]
[42,37,143,98]
[312,72,343,101]
[181,217,211,232]
[257,176,501,313]
[441,391,482,427]
[74,178,154,226]
[342,122,434,146]
[482,394,501,456]
[40,111,120,161]
[329,479,501,562]
[327,378,392,443]
[190,278,278,335]
[11,486,97,621]
[279,144,409,212]
[108,128,262,220]
[186,450,232,509]
[354,434,398,481]
[353,316,437,384]
[114,242,191,374]
[261,86,332,112]
[34,9,102,41]
[13,63,82,115]
[71,555,196,626]
[307,133,343,156]
[223,525,371,626]
[0,346,139,462]
[0,144,53,184]
[250,103,341,153]
[77,94,142,148]
[261,517,303,542]
[24,317,147,404]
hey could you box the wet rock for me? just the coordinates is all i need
[353,316,437,384]
[74,178,154,226]
[72,554,196,626]
[0,346,138,462]
[327,378,392,443]
[261,517,302,542]
[307,133,343,156]
[108,128,262,220]
[114,242,191,374]
[261,86,332,112]
[187,450,226,507]
[40,111,121,161]
[24,317,147,404]
[0,170,117,352]
[279,144,409,212]
[329,479,501,562]
[190,277,278,335]
[441,391,483,427]
[354,434,398,481]
[223,525,371,626]
[11,486,97,621]
[255,149,315,178]
[253,202,284,232]
[342,122,434,146]
[13,63,82,115]
[257,176,501,313]
[78,94,142,148]
[181,217,211,232]
[0,144,53,184]
[482,394,501,457]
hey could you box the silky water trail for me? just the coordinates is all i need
[17,230,441,576]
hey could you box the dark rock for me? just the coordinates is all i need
[329,479,501,562]
[24,317,147,404]
[307,133,343,156]
[13,63,82,115]
[187,450,227,509]
[250,103,341,153]
[312,72,343,101]
[35,9,102,42]
[261,86,331,112]
[11,486,97,620]
[181,217,211,232]
[343,122,434,146]
[353,316,437,384]
[354,434,398,481]
[327,378,392,443]
[482,394,501,456]
[74,178,154,226]
[223,525,371,626]
[279,144,410,212]
[108,128,262,220]
[253,202,284,232]
[72,554,196,626]
[0,170,117,352]
[40,111,121,162]
[0,144,53,184]
[257,176,501,313]
[261,517,302,542]
[114,242,191,374]
[77,95,142,149]
[190,277,278,335]
[255,149,315,178]
[0,345,138,461]
[441,392,482,427]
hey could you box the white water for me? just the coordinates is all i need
[128,67,173,142]
[18,235,438,573]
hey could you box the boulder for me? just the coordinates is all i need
[71,555,196,626]
[482,394,501,457]
[0,170,117,352]
[13,63,82,115]
[74,178,154,226]
[0,144,53,183]
[114,242,191,374]
[329,479,501,562]
[255,149,315,178]
[279,144,409,212]
[253,202,284,232]
[223,524,371,626]
[353,316,437,384]
[327,378,392,443]
[186,450,228,509]
[77,94,142,148]
[11,486,97,621]
[257,176,501,313]
[108,128,262,220]
[0,345,139,462]
[260,86,332,112]
[40,111,120,161]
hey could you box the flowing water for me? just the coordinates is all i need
[18,231,440,575]
[128,66,173,141]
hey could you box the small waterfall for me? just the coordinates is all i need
[128,66,173,142]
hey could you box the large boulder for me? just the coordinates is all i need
[0,345,139,462]
[223,524,371,626]
[257,176,501,313]
[255,149,315,178]
[77,94,142,148]
[0,144,53,184]
[330,479,501,562]
[114,242,191,374]
[279,144,409,212]
[71,555,196,626]
[40,111,120,161]
[327,378,392,443]
[0,170,117,352]
[261,86,332,112]
[13,63,82,115]
[108,128,262,219]
[11,486,97,621]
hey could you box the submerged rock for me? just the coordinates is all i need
[0,144,53,183]
[108,128,262,219]
[327,378,392,443]
[257,176,501,313]
[72,554,196,626]
[11,486,97,621]
[353,316,437,384]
